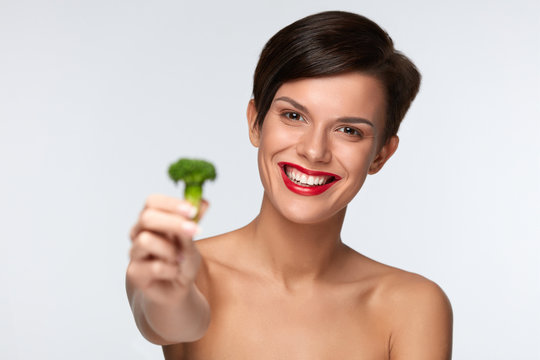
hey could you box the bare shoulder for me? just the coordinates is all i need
[363,258,453,359]
[376,265,452,316]
[192,228,249,290]
[194,228,241,266]
[348,252,451,306]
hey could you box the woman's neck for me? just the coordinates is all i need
[243,193,348,290]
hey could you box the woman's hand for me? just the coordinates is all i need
[127,194,207,307]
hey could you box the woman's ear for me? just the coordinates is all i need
[368,135,399,174]
[247,99,261,147]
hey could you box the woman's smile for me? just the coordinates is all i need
[279,162,341,196]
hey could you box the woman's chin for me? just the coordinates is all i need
[261,184,349,225]
[274,201,345,225]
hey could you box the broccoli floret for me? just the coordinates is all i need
[168,158,216,220]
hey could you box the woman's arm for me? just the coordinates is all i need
[388,277,453,359]
[126,276,210,344]
[126,194,211,344]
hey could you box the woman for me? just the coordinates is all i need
[126,11,453,359]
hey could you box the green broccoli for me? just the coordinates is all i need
[168,158,216,221]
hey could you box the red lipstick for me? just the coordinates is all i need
[278,162,341,196]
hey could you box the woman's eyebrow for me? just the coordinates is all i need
[274,96,309,114]
[337,117,374,127]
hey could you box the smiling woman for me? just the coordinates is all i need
[126,10,453,360]
[249,73,393,224]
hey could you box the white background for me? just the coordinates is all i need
[1,0,538,359]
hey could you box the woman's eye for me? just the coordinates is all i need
[337,126,363,137]
[283,112,305,122]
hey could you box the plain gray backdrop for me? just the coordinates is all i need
[1,0,539,359]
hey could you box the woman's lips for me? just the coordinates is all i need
[278,162,341,196]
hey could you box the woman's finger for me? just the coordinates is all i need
[145,194,198,218]
[127,260,179,288]
[198,199,209,219]
[130,231,178,263]
[131,208,200,244]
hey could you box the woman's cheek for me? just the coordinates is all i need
[261,120,300,149]
[337,141,374,173]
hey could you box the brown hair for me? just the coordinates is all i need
[252,11,421,144]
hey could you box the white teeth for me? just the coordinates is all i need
[285,166,332,187]
[291,170,301,182]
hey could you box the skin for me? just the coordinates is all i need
[126,72,453,359]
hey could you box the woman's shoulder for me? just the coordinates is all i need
[190,230,241,295]
[353,254,453,356]
[194,228,243,265]
[378,268,452,326]
[382,266,448,309]
[351,253,452,313]
[193,227,254,283]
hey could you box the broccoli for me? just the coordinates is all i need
[168,158,216,221]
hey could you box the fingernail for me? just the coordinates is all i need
[178,203,198,219]
[181,221,200,235]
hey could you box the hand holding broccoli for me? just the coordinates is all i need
[125,158,216,342]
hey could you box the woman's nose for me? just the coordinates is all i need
[296,127,332,164]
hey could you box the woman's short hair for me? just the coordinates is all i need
[252,11,421,145]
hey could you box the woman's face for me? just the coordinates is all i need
[248,72,398,224]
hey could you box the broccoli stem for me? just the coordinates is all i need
[184,183,203,221]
